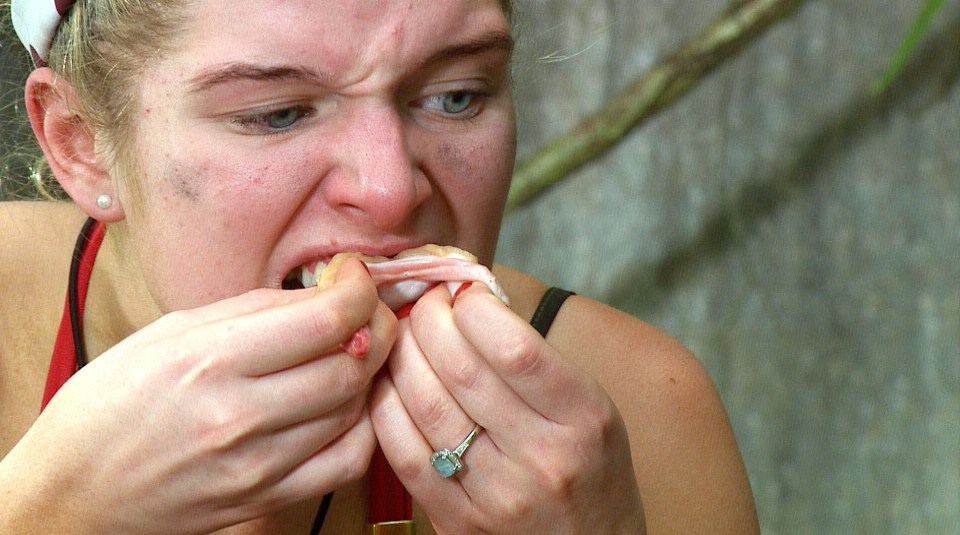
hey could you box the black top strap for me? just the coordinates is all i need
[529,287,575,338]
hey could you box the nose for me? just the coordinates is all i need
[322,102,432,230]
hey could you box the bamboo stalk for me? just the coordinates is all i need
[506,0,809,212]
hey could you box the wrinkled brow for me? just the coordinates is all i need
[187,64,333,93]
[187,30,513,93]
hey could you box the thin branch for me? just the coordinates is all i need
[871,0,946,94]
[506,0,809,212]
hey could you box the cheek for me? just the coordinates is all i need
[438,134,513,198]
[433,136,514,260]
[438,142,508,211]
[166,160,203,202]
[128,150,318,308]
[155,148,315,210]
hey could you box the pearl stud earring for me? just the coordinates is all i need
[96,194,113,209]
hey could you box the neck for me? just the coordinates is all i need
[82,222,163,362]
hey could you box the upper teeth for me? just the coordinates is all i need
[283,261,326,288]
[300,262,326,288]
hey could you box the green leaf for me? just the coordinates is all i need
[871,0,947,94]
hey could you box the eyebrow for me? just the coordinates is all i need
[187,64,333,93]
[417,29,514,71]
[186,30,514,94]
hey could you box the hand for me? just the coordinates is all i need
[2,258,396,535]
[369,284,645,534]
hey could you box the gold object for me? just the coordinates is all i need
[365,520,416,535]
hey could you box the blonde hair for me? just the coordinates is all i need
[46,1,185,202]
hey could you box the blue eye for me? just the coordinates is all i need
[439,92,474,114]
[421,91,480,117]
[263,107,302,129]
[233,105,311,134]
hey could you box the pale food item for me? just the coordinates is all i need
[314,244,509,311]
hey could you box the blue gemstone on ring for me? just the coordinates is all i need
[430,425,480,478]
[430,449,462,478]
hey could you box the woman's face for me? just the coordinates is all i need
[118,0,516,312]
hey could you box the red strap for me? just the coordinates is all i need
[41,219,106,411]
[368,445,413,523]
[369,306,415,523]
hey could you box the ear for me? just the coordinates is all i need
[25,67,126,222]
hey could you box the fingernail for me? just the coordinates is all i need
[451,282,473,305]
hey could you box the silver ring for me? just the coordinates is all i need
[430,424,481,478]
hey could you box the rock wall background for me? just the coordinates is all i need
[500,1,958,533]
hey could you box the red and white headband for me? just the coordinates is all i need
[11,0,77,66]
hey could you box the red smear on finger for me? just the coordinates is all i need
[395,302,415,319]
[452,281,473,305]
[394,283,443,319]
[341,324,371,359]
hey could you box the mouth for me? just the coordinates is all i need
[278,245,510,309]
[280,243,431,291]
[281,261,326,290]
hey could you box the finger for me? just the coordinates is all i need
[138,258,376,332]
[263,393,370,483]
[250,301,396,429]
[127,287,316,349]
[185,258,381,377]
[368,374,489,523]
[368,373,435,475]
[406,287,540,442]
[450,285,608,425]
[209,392,367,506]
[385,316,478,451]
[261,409,379,512]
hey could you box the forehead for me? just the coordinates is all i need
[168,0,509,84]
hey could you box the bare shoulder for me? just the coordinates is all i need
[0,201,87,455]
[493,264,759,533]
[0,201,86,274]
[554,299,759,533]
[0,201,85,305]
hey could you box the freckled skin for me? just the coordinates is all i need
[167,163,201,201]
[436,142,471,177]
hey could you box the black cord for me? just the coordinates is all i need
[308,492,334,535]
[68,217,98,370]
